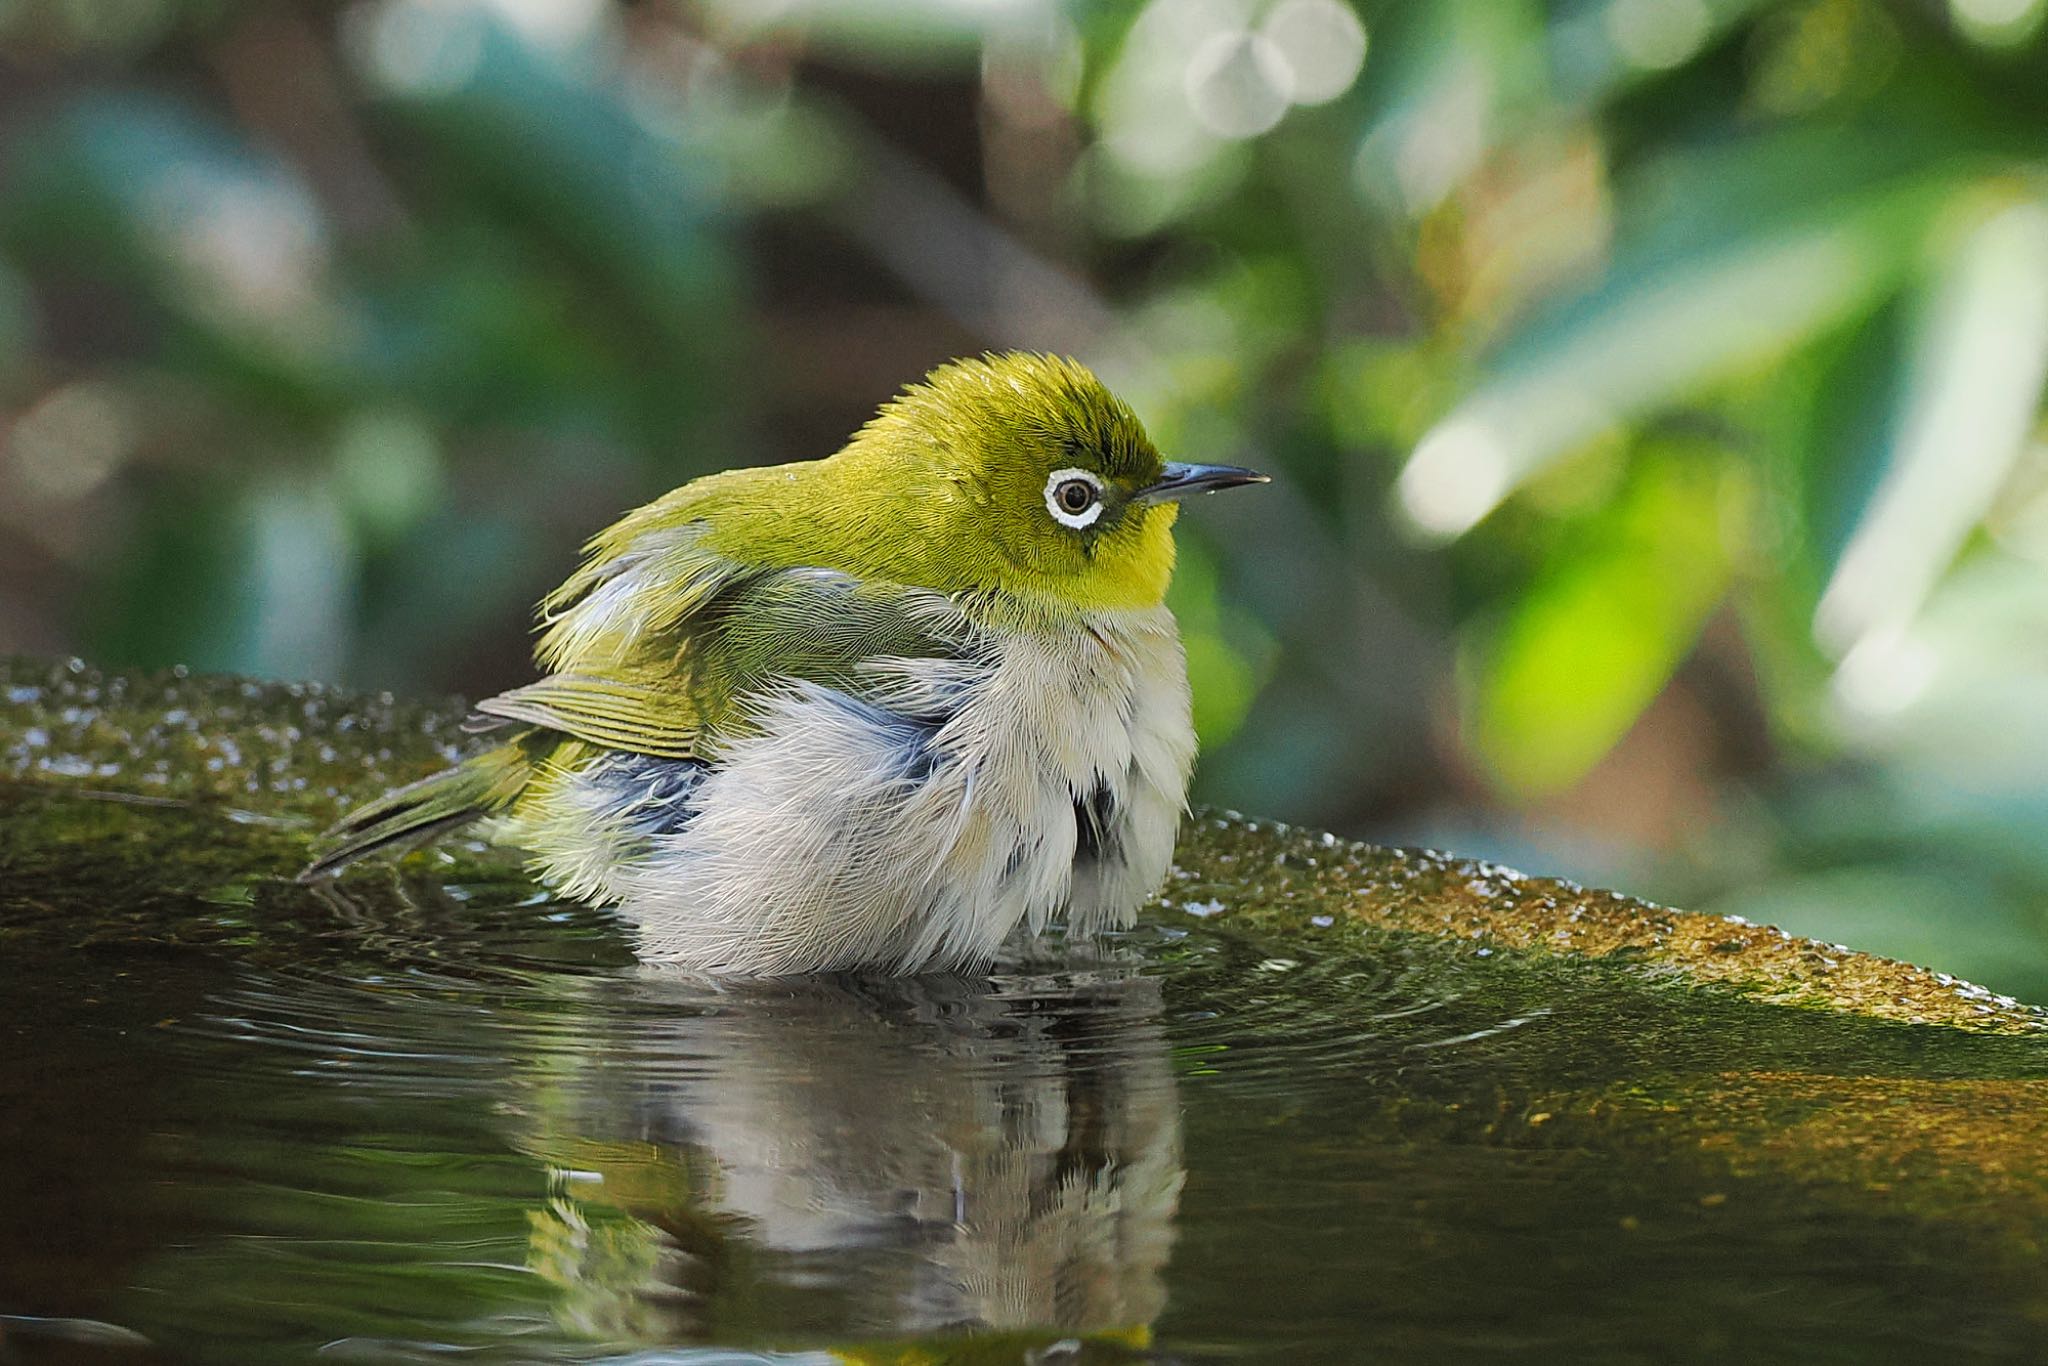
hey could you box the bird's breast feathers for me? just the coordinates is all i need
[501,589,1196,974]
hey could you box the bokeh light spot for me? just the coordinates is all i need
[1260,0,1368,106]
[1606,0,1712,71]
[1368,60,1489,213]
[1399,417,1511,537]
[1949,0,2047,45]
[1833,625,1939,720]
[1185,27,1293,139]
[482,0,606,53]
[145,170,327,328]
[4,381,136,504]
[350,0,489,97]
[1095,0,1242,175]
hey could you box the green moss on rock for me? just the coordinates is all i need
[3,655,2042,1033]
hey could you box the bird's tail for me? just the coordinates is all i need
[301,743,532,881]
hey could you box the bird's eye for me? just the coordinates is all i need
[1044,468,1105,529]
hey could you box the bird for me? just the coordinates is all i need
[305,353,1267,975]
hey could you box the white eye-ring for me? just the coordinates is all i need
[1044,468,1105,529]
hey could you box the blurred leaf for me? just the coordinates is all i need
[1398,127,1978,537]
[1547,0,1778,108]
[1787,296,1908,582]
[89,471,351,682]
[1833,554,2048,788]
[88,477,241,671]
[352,3,731,335]
[230,478,355,682]
[1,90,344,396]
[1354,0,1549,215]
[1815,194,2048,655]
[1167,536,1279,747]
[352,231,645,430]
[708,94,858,210]
[1315,338,1452,451]
[346,1,749,457]
[332,407,444,544]
[1467,440,1737,795]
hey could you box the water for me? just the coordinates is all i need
[5,664,2048,1363]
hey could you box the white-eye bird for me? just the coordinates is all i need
[306,353,1267,974]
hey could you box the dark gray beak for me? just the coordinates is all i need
[1134,462,1270,503]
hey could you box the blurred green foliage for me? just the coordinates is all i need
[3,0,2048,995]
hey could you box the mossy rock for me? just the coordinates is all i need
[4,655,2036,1033]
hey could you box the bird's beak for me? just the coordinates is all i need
[1133,462,1271,503]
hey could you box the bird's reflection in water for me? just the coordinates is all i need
[515,959,1183,1353]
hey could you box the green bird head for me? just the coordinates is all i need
[842,352,1265,609]
[664,353,1267,614]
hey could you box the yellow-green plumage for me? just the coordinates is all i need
[308,353,1265,974]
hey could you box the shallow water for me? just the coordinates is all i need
[5,665,2048,1363]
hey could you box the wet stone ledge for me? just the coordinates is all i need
[4,655,2041,1035]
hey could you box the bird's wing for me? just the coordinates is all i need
[469,673,701,758]
[470,525,975,762]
